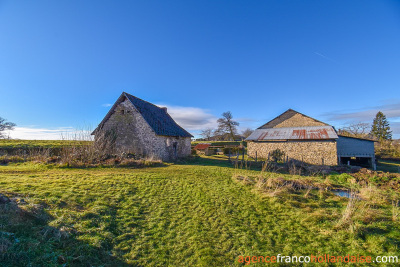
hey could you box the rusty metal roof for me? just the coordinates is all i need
[246,126,338,141]
[193,143,211,150]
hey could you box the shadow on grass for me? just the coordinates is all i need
[377,160,400,173]
[55,160,168,170]
[181,155,266,171]
[0,193,130,267]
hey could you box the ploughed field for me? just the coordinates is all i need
[1,157,400,266]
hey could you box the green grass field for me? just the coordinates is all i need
[0,139,91,150]
[1,157,400,266]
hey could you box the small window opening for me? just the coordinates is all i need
[120,110,125,115]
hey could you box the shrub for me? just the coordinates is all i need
[270,149,285,162]
[329,173,354,184]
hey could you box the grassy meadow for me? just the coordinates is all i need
[0,139,91,150]
[1,153,400,265]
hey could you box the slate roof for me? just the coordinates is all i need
[93,92,193,138]
[258,109,329,129]
[125,93,192,137]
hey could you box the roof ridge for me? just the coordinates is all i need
[258,109,329,129]
[124,92,165,110]
[124,92,193,137]
[287,109,329,126]
[92,92,193,137]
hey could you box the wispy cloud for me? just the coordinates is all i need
[102,103,112,107]
[7,126,90,140]
[314,51,337,63]
[322,100,400,138]
[323,101,400,122]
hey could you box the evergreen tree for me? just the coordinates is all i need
[371,111,392,141]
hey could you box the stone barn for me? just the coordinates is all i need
[246,109,375,168]
[193,143,212,156]
[92,92,193,161]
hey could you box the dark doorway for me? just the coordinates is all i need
[173,142,177,159]
[339,157,371,168]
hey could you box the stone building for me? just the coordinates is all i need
[246,109,375,167]
[193,143,212,156]
[92,92,193,161]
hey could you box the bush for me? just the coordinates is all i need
[329,173,354,184]
[0,155,25,164]
[270,149,285,162]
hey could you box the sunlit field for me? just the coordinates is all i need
[1,156,400,266]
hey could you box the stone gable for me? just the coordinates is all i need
[95,97,191,161]
[259,109,328,129]
[272,113,327,128]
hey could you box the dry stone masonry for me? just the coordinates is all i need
[246,109,375,167]
[92,92,192,161]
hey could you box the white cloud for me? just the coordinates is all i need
[157,104,218,131]
[7,126,91,140]
[5,105,254,140]
[102,103,112,107]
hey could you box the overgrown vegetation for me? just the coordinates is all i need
[0,133,164,168]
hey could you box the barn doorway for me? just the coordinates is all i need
[339,156,373,168]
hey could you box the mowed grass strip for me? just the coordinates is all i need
[0,160,399,266]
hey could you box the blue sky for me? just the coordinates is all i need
[1,0,400,139]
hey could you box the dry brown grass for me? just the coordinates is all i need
[235,175,325,198]
[358,185,389,205]
[335,191,363,230]
[392,199,400,222]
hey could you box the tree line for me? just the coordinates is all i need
[338,111,392,141]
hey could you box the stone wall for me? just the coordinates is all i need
[96,99,191,161]
[273,113,327,128]
[247,140,338,165]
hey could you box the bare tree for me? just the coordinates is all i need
[0,117,16,139]
[338,122,370,138]
[241,128,253,138]
[200,128,213,141]
[217,111,239,141]
[212,128,224,141]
